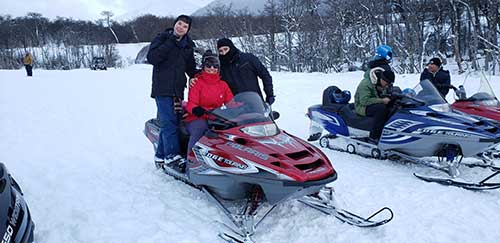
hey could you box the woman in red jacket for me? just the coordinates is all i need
[185,50,234,155]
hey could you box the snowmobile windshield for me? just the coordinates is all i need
[413,79,448,106]
[461,72,499,106]
[413,79,450,112]
[209,92,278,134]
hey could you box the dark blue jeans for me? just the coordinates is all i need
[155,96,180,159]
[186,119,208,156]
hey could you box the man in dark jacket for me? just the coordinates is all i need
[147,15,197,169]
[216,38,275,105]
[420,57,451,98]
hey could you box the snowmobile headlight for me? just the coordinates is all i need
[429,104,451,113]
[241,123,279,137]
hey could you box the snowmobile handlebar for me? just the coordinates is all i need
[391,93,426,107]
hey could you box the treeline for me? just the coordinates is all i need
[1,0,499,74]
[249,0,500,74]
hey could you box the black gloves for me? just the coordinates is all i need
[192,106,206,117]
[265,96,275,105]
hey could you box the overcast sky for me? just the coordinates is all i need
[0,0,212,21]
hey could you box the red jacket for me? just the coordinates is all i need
[185,71,234,122]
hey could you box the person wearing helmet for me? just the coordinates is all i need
[185,50,234,162]
[368,45,393,71]
[354,67,396,144]
[420,57,451,98]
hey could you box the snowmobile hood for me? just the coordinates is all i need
[195,123,336,183]
[403,106,500,140]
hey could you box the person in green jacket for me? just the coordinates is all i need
[354,67,395,143]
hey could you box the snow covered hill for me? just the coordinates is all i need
[1,66,500,242]
[116,0,213,21]
[192,0,268,16]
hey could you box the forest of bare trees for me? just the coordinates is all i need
[0,0,498,74]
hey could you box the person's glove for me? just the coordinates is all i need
[192,106,206,117]
[265,96,275,105]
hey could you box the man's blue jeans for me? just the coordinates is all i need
[155,96,180,159]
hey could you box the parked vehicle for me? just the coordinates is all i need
[90,57,107,70]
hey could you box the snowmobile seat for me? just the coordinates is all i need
[338,103,373,131]
[321,103,346,113]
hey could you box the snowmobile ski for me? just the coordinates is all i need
[413,171,500,190]
[298,187,393,227]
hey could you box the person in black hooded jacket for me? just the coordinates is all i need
[147,15,197,169]
[420,57,451,98]
[216,38,275,105]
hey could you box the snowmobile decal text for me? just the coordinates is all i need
[226,142,269,160]
[2,192,21,243]
[416,128,470,138]
[205,152,248,170]
[1,226,13,243]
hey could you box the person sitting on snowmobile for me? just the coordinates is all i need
[354,68,396,143]
[185,50,234,160]
[420,57,451,98]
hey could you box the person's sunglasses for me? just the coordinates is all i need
[206,64,219,69]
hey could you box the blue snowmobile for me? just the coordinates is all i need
[306,79,500,190]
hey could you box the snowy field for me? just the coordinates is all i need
[1,66,500,243]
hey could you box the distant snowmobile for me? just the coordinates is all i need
[0,163,35,243]
[307,79,500,190]
[145,92,393,243]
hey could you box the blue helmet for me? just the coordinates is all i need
[402,88,416,97]
[374,45,393,62]
[332,90,351,104]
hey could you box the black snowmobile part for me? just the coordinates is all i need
[463,162,500,172]
[335,207,394,227]
[298,197,394,227]
[413,171,500,190]
[0,163,35,243]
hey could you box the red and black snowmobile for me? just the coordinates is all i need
[449,71,500,161]
[451,72,500,121]
[144,92,393,243]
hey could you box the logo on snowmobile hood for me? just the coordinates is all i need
[226,142,269,160]
[205,152,248,170]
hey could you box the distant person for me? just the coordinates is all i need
[146,14,197,169]
[354,68,396,144]
[420,57,451,98]
[216,38,275,105]
[23,52,33,77]
[185,51,233,163]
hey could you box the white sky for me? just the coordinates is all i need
[0,0,212,21]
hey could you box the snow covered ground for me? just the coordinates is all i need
[1,66,500,243]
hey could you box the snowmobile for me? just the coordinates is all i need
[306,79,500,190]
[0,163,35,243]
[144,92,393,243]
[448,72,500,160]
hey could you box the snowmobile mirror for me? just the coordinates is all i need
[271,111,280,120]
